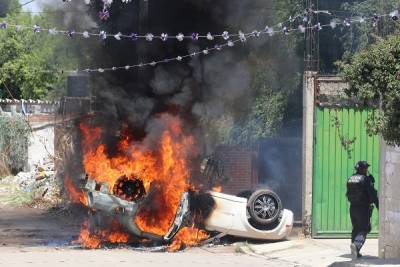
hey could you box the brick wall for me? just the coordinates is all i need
[214,145,258,195]
[379,144,400,258]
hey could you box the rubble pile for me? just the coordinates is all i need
[0,156,62,208]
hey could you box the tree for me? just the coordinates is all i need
[0,6,88,99]
[0,0,19,17]
[318,0,399,73]
[338,35,400,145]
[0,14,60,99]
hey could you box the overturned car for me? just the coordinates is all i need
[81,171,293,243]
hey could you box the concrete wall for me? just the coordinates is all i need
[0,100,58,171]
[302,71,317,235]
[27,115,56,170]
[0,99,59,114]
[379,143,400,259]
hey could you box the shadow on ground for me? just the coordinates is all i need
[329,254,400,266]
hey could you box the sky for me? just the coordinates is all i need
[19,0,41,12]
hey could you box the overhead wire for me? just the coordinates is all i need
[5,11,392,75]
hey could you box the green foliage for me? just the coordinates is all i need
[225,90,287,145]
[0,0,19,17]
[341,0,399,57]
[319,0,400,73]
[332,112,356,159]
[338,35,400,145]
[0,115,30,174]
[211,1,303,145]
[216,61,294,145]
[0,9,85,100]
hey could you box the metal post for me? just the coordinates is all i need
[136,0,150,90]
[304,0,319,72]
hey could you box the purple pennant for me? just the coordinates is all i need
[0,22,7,29]
[130,33,138,41]
[99,10,110,21]
[191,33,199,40]
[33,25,40,33]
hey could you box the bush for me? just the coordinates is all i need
[0,115,30,175]
[338,35,400,145]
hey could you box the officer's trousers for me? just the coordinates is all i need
[350,205,372,252]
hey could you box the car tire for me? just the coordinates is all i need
[247,189,282,225]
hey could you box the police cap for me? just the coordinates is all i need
[355,161,370,170]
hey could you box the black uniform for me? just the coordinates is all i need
[346,174,379,253]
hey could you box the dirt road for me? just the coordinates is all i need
[0,207,297,266]
[0,246,291,267]
[0,207,81,247]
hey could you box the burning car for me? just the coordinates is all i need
[81,174,293,244]
[82,174,192,242]
[73,119,293,248]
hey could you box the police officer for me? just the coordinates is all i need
[346,161,379,259]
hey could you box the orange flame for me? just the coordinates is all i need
[212,185,222,193]
[65,176,88,206]
[168,226,209,251]
[79,115,203,246]
[78,220,130,249]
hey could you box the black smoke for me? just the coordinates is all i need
[47,0,302,164]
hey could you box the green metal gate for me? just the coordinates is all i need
[312,107,380,237]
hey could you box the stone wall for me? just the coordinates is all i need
[379,143,400,259]
[316,76,348,97]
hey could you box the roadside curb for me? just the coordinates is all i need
[237,239,400,267]
[328,259,400,267]
[236,240,305,255]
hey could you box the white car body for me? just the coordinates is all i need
[205,191,294,240]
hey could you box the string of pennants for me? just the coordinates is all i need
[1,9,398,42]
[0,9,399,74]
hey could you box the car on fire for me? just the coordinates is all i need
[81,158,293,243]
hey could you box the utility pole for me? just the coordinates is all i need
[304,0,319,72]
[137,0,150,91]
[302,0,319,237]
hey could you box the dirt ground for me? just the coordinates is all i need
[0,205,301,248]
[0,206,307,266]
[0,207,82,247]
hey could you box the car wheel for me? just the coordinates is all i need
[247,189,282,225]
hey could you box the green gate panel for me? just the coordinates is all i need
[312,107,380,238]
